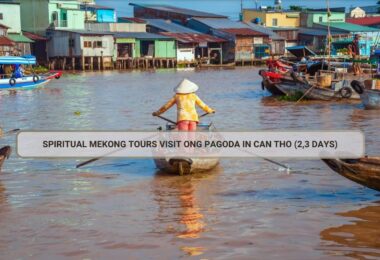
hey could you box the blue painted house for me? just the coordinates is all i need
[80,4,116,23]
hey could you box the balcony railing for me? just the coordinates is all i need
[52,20,68,28]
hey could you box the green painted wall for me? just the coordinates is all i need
[20,0,49,34]
[48,2,85,30]
[19,0,84,35]
[135,39,141,58]
[155,40,176,58]
[306,12,345,27]
[0,3,22,33]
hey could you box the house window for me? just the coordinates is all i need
[84,41,92,48]
[0,13,3,20]
[69,38,75,47]
[94,41,102,48]
[319,16,323,23]
[272,18,278,26]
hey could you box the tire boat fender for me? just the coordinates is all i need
[351,80,364,95]
[33,75,39,83]
[339,87,353,99]
[9,78,16,86]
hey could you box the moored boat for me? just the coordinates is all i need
[351,80,380,109]
[323,157,380,191]
[0,56,62,91]
[275,72,360,101]
[153,124,219,175]
[259,70,286,96]
[0,146,11,171]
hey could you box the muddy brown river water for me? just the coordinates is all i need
[0,67,379,259]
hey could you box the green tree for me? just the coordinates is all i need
[289,5,303,11]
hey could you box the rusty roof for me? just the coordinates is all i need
[118,17,146,24]
[219,28,266,36]
[159,32,226,43]
[23,31,47,41]
[346,17,380,26]
[0,23,9,29]
[0,36,15,46]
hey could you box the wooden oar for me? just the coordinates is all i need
[1,128,20,137]
[155,115,176,125]
[76,147,124,168]
[296,84,316,104]
[155,112,212,125]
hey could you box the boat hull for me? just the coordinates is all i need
[0,71,61,91]
[154,157,219,175]
[262,78,285,96]
[323,157,380,191]
[276,79,360,101]
[0,146,11,171]
[361,90,380,109]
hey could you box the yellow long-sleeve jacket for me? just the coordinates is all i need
[156,93,214,122]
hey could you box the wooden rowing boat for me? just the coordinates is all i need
[153,124,219,175]
[0,146,11,171]
[323,157,380,191]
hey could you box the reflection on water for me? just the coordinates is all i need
[151,168,221,256]
[320,203,380,259]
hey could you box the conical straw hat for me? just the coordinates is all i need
[174,78,199,94]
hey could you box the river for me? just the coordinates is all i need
[0,67,379,259]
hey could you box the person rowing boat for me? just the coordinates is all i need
[152,78,215,130]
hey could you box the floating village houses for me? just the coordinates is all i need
[0,1,33,56]
[143,18,226,65]
[2,0,380,70]
[241,8,299,52]
[186,18,270,64]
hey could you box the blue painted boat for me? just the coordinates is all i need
[351,80,380,109]
[0,55,62,91]
[360,89,380,109]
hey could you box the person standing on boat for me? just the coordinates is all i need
[349,34,362,75]
[152,79,215,131]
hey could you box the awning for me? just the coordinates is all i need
[22,31,47,41]
[286,45,316,58]
[7,33,34,43]
[0,55,36,65]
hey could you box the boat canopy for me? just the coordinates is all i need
[0,55,36,65]
[286,46,316,58]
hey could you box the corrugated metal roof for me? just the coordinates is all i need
[190,18,251,29]
[51,29,114,35]
[7,33,34,43]
[0,36,14,46]
[159,32,225,43]
[129,3,226,18]
[219,28,266,36]
[80,4,114,10]
[245,22,284,40]
[115,32,173,40]
[298,27,347,36]
[118,17,146,24]
[346,17,380,26]
[144,19,199,33]
[316,22,379,32]
[23,31,47,41]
